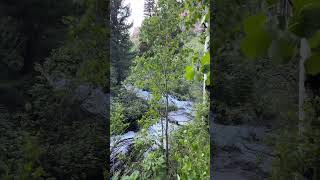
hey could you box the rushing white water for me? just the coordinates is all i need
[110,86,194,167]
[111,131,136,155]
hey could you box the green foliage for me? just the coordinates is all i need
[44,12,108,88]
[272,97,320,179]
[292,0,320,16]
[116,148,166,180]
[201,52,210,67]
[239,0,320,76]
[144,0,156,17]
[140,151,166,179]
[129,0,188,100]
[111,101,129,135]
[0,17,24,74]
[268,38,295,64]
[305,53,320,75]
[241,30,271,59]
[182,0,210,86]
[185,66,195,81]
[78,58,108,87]
[241,14,272,59]
[113,88,149,130]
[15,135,45,180]
[223,1,320,179]
[117,0,210,179]
[120,171,140,180]
[0,130,46,180]
[110,0,134,86]
[171,103,209,179]
[1,0,109,179]
[243,14,267,34]
[29,72,107,178]
[308,30,320,49]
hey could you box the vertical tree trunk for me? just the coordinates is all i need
[299,38,311,135]
[203,74,207,103]
[160,108,165,150]
[165,91,169,176]
[297,45,306,180]
[298,54,305,135]
[164,57,169,176]
[164,34,169,177]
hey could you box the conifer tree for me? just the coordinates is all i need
[144,0,155,17]
[110,0,134,87]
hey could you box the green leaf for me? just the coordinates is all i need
[266,0,278,6]
[185,66,195,81]
[241,30,271,59]
[305,53,320,75]
[293,0,320,15]
[201,14,207,24]
[201,52,210,65]
[268,38,295,64]
[205,74,210,85]
[243,13,267,34]
[309,30,320,49]
[201,64,210,74]
[241,13,271,59]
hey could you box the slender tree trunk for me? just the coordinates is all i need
[294,38,311,180]
[203,74,207,103]
[165,90,169,176]
[201,74,207,123]
[160,109,164,150]
[299,38,311,135]
[164,60,169,176]
[298,54,305,135]
[164,34,169,177]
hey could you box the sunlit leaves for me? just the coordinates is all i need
[185,66,195,81]
[181,0,210,87]
[111,101,128,135]
[184,52,209,82]
[201,52,210,65]
[171,102,209,180]
[305,53,320,75]
[182,0,209,29]
[205,75,210,85]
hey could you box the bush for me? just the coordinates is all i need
[111,101,129,135]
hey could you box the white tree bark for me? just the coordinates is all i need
[203,74,207,103]
[299,38,311,135]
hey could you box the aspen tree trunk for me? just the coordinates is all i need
[299,38,311,135]
[298,51,305,136]
[165,88,169,175]
[160,109,164,150]
[296,38,309,180]
[203,74,207,103]
[164,35,169,176]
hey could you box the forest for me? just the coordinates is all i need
[213,0,320,179]
[0,0,320,179]
[0,0,108,179]
[110,0,210,179]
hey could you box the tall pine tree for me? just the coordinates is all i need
[144,0,155,17]
[110,0,134,87]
